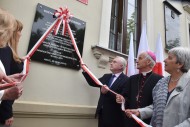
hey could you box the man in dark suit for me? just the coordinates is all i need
[82,56,129,127]
[116,51,163,127]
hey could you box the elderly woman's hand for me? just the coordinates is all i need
[125,109,140,118]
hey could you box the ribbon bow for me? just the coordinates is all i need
[54,7,72,35]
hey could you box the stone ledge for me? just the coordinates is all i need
[13,101,96,119]
[183,2,190,14]
[91,45,128,69]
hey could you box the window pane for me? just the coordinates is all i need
[128,0,135,6]
[114,0,118,16]
[109,33,116,49]
[113,18,118,34]
[110,17,115,31]
[127,4,135,20]
[109,0,140,54]
[126,3,136,54]
[117,33,122,52]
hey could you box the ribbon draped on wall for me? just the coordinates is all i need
[0,7,150,127]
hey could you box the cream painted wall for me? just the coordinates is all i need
[0,0,112,126]
[0,0,188,110]
[0,0,109,126]
[0,0,109,106]
[143,0,189,56]
[99,0,112,48]
[1,0,190,126]
[168,0,190,48]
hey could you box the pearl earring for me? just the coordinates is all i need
[177,68,180,72]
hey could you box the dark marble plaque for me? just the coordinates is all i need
[27,3,85,70]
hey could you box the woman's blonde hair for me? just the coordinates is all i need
[9,20,23,63]
[0,8,16,47]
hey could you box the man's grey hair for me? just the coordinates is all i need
[169,47,190,72]
[116,56,127,71]
[145,53,156,68]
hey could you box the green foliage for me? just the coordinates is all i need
[126,12,135,54]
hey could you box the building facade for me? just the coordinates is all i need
[0,0,190,127]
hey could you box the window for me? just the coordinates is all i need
[109,0,141,55]
[189,24,190,46]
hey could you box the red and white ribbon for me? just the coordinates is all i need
[65,24,117,96]
[0,82,15,90]
[54,7,72,36]
[18,58,30,83]
[0,7,127,117]
[67,22,119,95]
[131,114,152,127]
[0,57,30,90]
[14,7,73,87]
[27,20,58,58]
[27,7,72,58]
[63,8,126,114]
[0,7,72,90]
[0,60,15,90]
[0,7,119,96]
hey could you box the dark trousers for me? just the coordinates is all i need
[98,113,112,127]
[98,112,125,127]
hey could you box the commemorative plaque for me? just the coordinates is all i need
[163,1,181,51]
[27,3,86,70]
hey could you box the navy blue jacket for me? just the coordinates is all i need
[82,71,128,127]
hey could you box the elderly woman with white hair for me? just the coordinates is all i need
[126,47,190,127]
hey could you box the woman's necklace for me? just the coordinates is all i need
[170,77,180,82]
[170,74,183,82]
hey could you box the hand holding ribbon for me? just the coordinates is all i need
[125,109,152,127]
[131,114,152,127]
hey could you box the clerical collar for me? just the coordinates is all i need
[141,70,152,76]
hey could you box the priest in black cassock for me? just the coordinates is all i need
[116,51,163,127]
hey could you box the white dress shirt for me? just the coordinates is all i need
[110,72,122,87]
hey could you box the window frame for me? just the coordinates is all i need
[109,0,142,55]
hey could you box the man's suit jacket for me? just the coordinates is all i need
[82,72,128,127]
[122,72,163,127]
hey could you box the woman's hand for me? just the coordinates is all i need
[125,109,140,118]
[8,73,24,82]
[0,71,13,83]
[5,117,14,126]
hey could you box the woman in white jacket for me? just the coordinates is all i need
[125,47,190,127]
